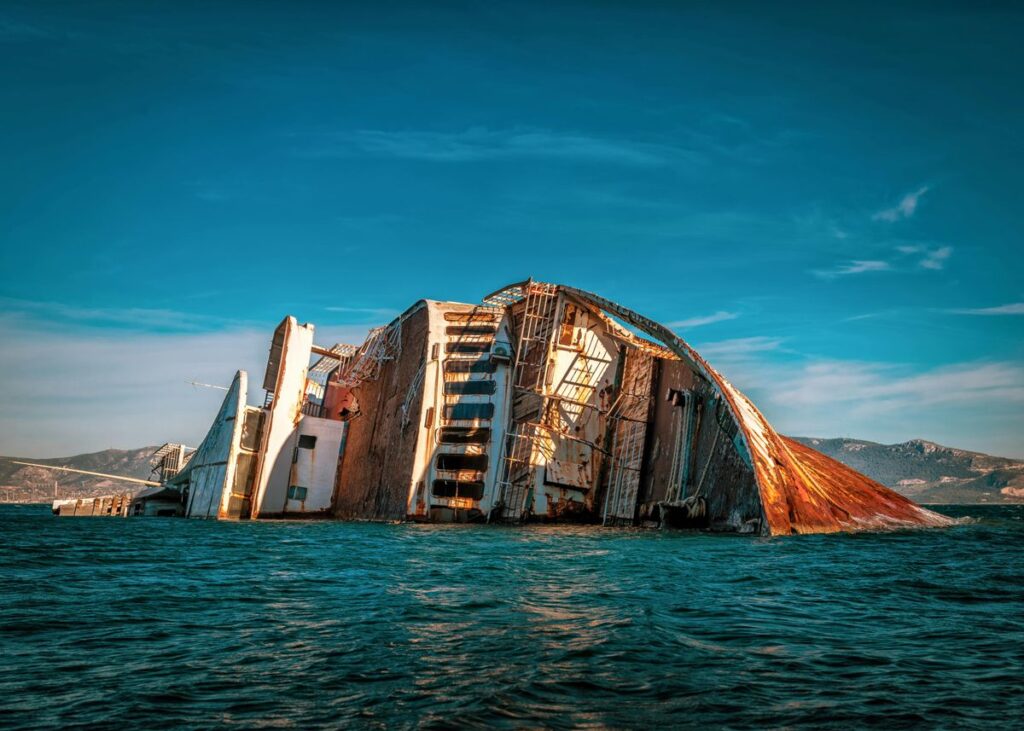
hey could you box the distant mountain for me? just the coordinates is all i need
[0,447,160,504]
[3,439,1022,506]
[791,437,1024,504]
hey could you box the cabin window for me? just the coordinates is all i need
[444,380,497,396]
[227,495,250,518]
[439,427,491,444]
[240,410,263,451]
[432,480,485,500]
[436,453,489,472]
[446,325,498,337]
[445,358,496,374]
[287,485,308,501]
[558,303,579,346]
[444,312,497,323]
[446,342,491,354]
[233,453,257,497]
[443,403,494,420]
[293,435,317,464]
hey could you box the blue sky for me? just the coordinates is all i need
[1,1,1022,457]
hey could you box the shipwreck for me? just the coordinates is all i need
[46,280,952,535]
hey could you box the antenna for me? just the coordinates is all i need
[185,379,229,391]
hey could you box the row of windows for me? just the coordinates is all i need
[436,324,498,505]
[444,402,494,420]
[444,380,497,396]
[431,480,484,500]
[436,453,488,472]
[444,358,498,374]
[439,427,490,444]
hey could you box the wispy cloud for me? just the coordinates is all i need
[294,127,692,166]
[842,312,885,322]
[873,186,929,222]
[667,311,739,329]
[813,244,952,279]
[189,181,234,202]
[947,302,1024,316]
[323,306,399,321]
[0,320,270,456]
[694,336,783,357]
[770,360,1024,411]
[813,260,891,279]
[0,18,57,41]
[0,313,372,457]
[710,352,1024,457]
[0,296,247,332]
[919,245,953,270]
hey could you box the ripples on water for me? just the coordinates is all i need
[1,504,1022,729]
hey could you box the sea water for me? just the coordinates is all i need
[1,504,1022,729]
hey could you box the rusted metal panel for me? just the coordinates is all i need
[775,436,952,532]
[138,280,952,535]
[545,457,592,490]
[602,347,656,522]
[333,305,432,520]
[558,284,953,536]
[263,319,287,392]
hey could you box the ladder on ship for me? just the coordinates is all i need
[493,281,559,522]
[554,350,597,420]
[602,350,655,524]
[336,321,402,389]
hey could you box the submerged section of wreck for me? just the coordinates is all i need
[66,280,953,536]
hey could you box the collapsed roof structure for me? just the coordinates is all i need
[164,280,951,536]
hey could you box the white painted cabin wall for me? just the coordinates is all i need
[252,318,314,517]
[284,416,345,514]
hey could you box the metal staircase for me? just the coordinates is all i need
[305,343,358,417]
[335,321,402,389]
[549,333,607,429]
[491,281,559,521]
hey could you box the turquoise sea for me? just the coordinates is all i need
[1,503,1022,729]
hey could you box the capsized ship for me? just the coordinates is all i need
[50,280,952,536]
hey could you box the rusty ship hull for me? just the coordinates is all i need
[54,280,952,536]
